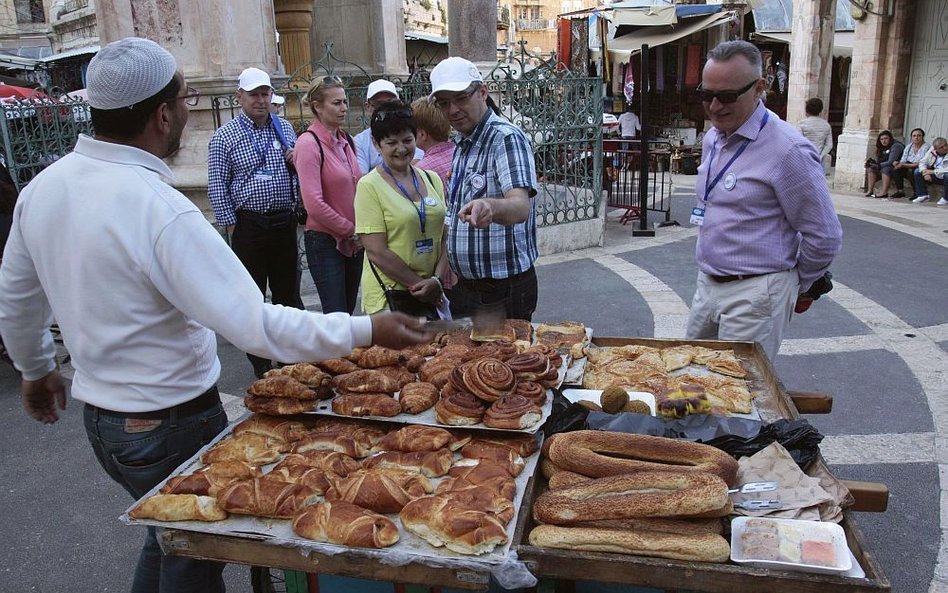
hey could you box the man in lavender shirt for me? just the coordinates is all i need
[685,41,842,361]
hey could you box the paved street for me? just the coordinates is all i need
[1,175,945,592]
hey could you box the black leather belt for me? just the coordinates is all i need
[708,273,767,283]
[88,384,221,420]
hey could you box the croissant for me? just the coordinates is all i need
[201,433,285,465]
[436,474,518,502]
[475,434,540,457]
[216,477,319,519]
[232,414,310,444]
[315,358,362,376]
[397,382,440,415]
[374,365,417,389]
[331,394,402,418]
[448,458,519,481]
[160,472,242,497]
[274,450,361,476]
[362,448,454,477]
[247,375,318,400]
[460,441,526,477]
[399,495,509,555]
[264,364,333,398]
[266,465,336,494]
[243,395,316,416]
[431,483,515,523]
[404,354,427,373]
[377,424,454,452]
[291,432,370,459]
[293,501,399,548]
[325,469,428,513]
[331,370,399,394]
[357,346,407,369]
[129,494,227,522]
[197,460,263,480]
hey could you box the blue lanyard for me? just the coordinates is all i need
[449,144,473,214]
[704,111,769,202]
[382,162,426,235]
[241,118,272,163]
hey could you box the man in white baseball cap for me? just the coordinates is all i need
[429,56,540,322]
[354,79,423,174]
[269,93,286,115]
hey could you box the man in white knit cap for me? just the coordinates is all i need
[0,37,429,593]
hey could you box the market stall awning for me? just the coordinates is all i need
[38,45,100,63]
[751,0,855,33]
[752,30,854,57]
[606,11,735,58]
[0,52,40,71]
[609,3,723,36]
[405,32,448,45]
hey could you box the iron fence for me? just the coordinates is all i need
[0,96,93,190]
[211,42,604,229]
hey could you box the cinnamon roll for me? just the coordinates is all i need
[434,391,486,426]
[462,358,516,403]
[483,394,543,430]
[514,381,547,405]
[505,352,550,381]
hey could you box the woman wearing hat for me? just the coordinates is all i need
[355,101,447,318]
[294,76,363,313]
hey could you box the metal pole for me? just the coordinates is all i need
[633,43,655,237]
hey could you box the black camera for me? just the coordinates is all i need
[804,271,833,301]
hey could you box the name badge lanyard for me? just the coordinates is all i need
[382,162,426,235]
[448,145,474,216]
[242,118,273,167]
[703,111,769,203]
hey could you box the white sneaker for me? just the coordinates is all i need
[912,195,930,203]
[938,198,948,206]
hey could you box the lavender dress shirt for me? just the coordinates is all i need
[695,101,842,293]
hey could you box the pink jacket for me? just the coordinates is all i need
[294,119,362,255]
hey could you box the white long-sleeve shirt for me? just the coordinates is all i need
[0,135,372,412]
[797,116,834,160]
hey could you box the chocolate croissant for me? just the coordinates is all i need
[315,358,362,376]
[244,394,316,416]
[264,363,333,398]
[357,346,407,369]
[331,393,401,418]
[398,382,440,415]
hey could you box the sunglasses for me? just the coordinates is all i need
[695,79,758,104]
[373,108,413,123]
[431,85,480,110]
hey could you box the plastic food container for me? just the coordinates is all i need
[730,516,852,575]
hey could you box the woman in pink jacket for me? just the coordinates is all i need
[294,76,363,313]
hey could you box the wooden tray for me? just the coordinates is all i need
[512,336,891,593]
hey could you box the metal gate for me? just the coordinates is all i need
[210,42,604,228]
[0,96,92,190]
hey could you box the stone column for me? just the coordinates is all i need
[274,0,314,79]
[312,0,408,76]
[834,6,916,192]
[447,0,496,62]
[95,0,283,206]
[786,0,835,124]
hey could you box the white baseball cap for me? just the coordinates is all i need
[429,57,483,99]
[270,94,285,105]
[366,79,399,101]
[238,67,271,92]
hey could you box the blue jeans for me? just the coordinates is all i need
[83,399,227,593]
[304,230,363,314]
[913,169,948,197]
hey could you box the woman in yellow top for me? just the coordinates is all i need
[355,101,448,315]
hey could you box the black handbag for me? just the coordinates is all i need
[368,260,439,320]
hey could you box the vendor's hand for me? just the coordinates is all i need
[458,199,493,228]
[794,295,815,314]
[369,312,433,349]
[22,370,66,425]
[408,277,443,304]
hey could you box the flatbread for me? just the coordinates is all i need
[660,345,697,372]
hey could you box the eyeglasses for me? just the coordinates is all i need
[166,86,200,107]
[695,79,758,104]
[373,108,413,123]
[431,85,480,110]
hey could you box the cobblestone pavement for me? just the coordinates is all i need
[1,176,945,592]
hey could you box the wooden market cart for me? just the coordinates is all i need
[155,336,890,592]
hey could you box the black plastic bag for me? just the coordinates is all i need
[706,418,824,469]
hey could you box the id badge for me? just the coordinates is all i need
[415,238,434,255]
[254,168,274,182]
[690,207,706,226]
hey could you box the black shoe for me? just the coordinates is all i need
[892,191,905,199]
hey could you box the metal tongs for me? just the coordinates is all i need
[729,481,783,510]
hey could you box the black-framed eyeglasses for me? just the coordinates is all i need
[167,86,200,107]
[431,85,480,110]
[695,79,758,104]
[373,108,413,123]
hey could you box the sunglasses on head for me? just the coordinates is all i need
[373,108,413,122]
[695,79,759,104]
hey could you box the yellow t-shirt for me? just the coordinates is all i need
[354,167,446,314]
